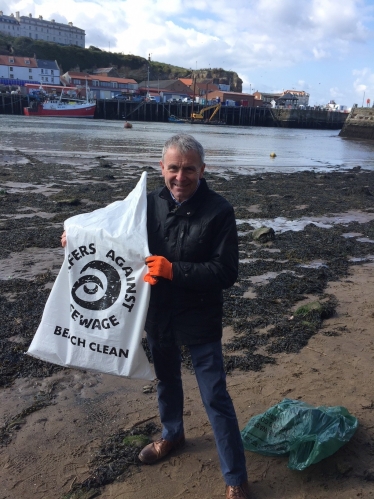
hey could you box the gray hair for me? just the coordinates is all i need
[162,134,205,164]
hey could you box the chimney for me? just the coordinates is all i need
[39,15,43,20]
[16,11,20,20]
[0,11,3,16]
[29,13,32,18]
[68,22,73,26]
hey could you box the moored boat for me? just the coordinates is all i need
[168,115,187,123]
[23,83,96,118]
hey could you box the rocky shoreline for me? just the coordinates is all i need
[1,153,374,498]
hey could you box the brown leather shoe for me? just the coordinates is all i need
[138,433,185,464]
[226,481,254,499]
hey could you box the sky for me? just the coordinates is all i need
[1,0,374,107]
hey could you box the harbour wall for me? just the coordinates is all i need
[339,107,374,140]
[268,108,347,129]
[0,94,347,129]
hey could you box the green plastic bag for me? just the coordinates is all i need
[241,398,358,470]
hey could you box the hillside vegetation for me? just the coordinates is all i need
[0,33,242,91]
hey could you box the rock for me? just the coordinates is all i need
[252,227,275,242]
[142,385,154,394]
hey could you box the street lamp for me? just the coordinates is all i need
[146,53,151,98]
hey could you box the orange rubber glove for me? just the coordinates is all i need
[143,273,158,285]
[144,255,173,283]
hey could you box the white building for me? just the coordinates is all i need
[0,11,85,48]
[0,55,60,86]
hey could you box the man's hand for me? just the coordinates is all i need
[144,255,173,284]
[143,273,159,285]
[61,231,67,247]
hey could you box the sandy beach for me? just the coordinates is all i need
[1,149,374,499]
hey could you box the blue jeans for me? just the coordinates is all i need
[147,334,248,486]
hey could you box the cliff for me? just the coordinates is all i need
[339,107,374,140]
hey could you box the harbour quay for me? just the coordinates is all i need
[0,94,348,129]
[340,107,374,140]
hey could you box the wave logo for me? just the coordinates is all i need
[71,261,121,311]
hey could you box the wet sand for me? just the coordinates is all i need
[1,151,374,498]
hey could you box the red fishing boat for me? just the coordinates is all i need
[23,83,96,118]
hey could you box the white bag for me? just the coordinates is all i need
[27,172,154,380]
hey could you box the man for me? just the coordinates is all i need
[140,134,254,499]
[61,134,254,499]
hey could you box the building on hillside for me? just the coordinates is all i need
[61,71,138,99]
[38,59,60,85]
[0,55,60,87]
[138,79,192,101]
[0,11,85,47]
[206,90,260,107]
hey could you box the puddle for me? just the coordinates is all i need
[342,232,364,238]
[3,211,57,220]
[298,260,327,269]
[356,237,374,244]
[237,210,374,233]
[0,247,64,280]
[1,181,61,196]
[248,270,295,284]
[349,255,374,262]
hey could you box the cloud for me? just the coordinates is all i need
[353,67,374,101]
[1,0,374,105]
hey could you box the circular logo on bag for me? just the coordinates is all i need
[71,261,121,310]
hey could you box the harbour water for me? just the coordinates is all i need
[1,115,374,175]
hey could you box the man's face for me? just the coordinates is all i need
[161,147,205,203]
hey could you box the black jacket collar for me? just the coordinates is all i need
[159,178,209,216]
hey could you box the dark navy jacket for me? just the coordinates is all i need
[145,178,238,346]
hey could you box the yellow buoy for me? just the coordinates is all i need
[270,152,276,158]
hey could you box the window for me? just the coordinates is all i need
[25,59,30,64]
[10,74,14,78]
[92,80,99,87]
[29,68,32,73]
[29,76,33,80]
[9,66,13,71]
[41,69,44,74]
[51,70,54,75]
